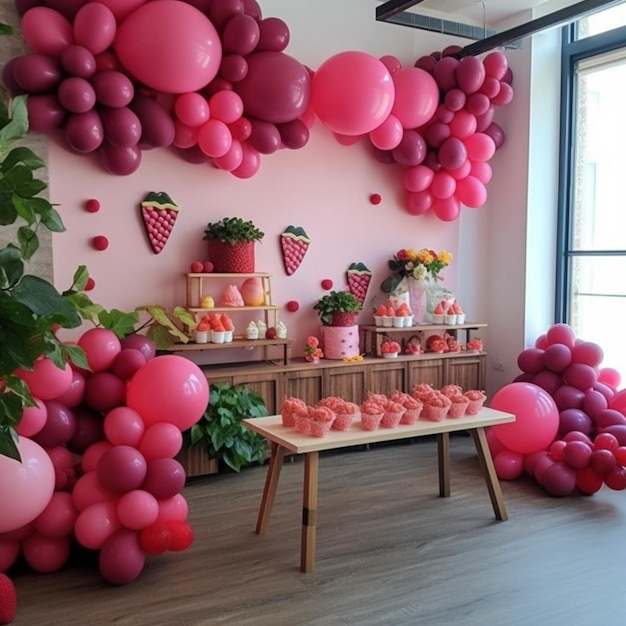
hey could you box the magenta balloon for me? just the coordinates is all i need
[57,76,95,113]
[414,55,437,74]
[540,461,577,496]
[111,348,146,381]
[553,384,585,411]
[456,56,486,95]
[380,54,402,75]
[236,51,311,124]
[423,122,451,149]
[431,171,456,200]
[583,389,608,421]
[0,437,55,532]
[84,371,127,412]
[97,445,148,494]
[99,528,145,585]
[67,406,105,454]
[242,0,262,19]
[98,142,142,175]
[595,408,626,429]
[438,136,468,171]
[78,328,121,372]
[277,119,310,150]
[443,88,466,113]
[531,370,562,396]
[207,0,244,30]
[484,122,506,149]
[141,458,186,499]
[404,164,434,193]
[406,189,434,216]
[490,382,559,454]
[209,90,244,124]
[433,56,459,92]
[563,440,593,469]
[16,358,73,401]
[119,333,156,361]
[492,82,514,106]
[483,51,508,80]
[311,51,393,135]
[74,499,120,549]
[563,363,597,391]
[26,94,67,133]
[222,13,260,55]
[65,110,104,153]
[231,141,261,178]
[73,2,117,55]
[572,342,604,367]
[432,196,461,222]
[71,470,115,512]
[60,45,96,78]
[21,7,74,57]
[558,408,592,438]
[369,114,403,151]
[113,0,222,93]
[465,92,491,116]
[449,110,477,140]
[470,160,492,185]
[198,119,232,157]
[22,533,71,573]
[517,347,546,375]
[455,175,486,208]
[547,323,576,348]
[138,422,183,461]
[129,95,175,148]
[219,54,249,82]
[100,106,142,148]
[392,129,427,166]
[13,53,63,93]
[391,67,438,129]
[91,70,134,108]
[104,406,146,447]
[475,106,496,133]
[212,140,243,171]
[126,355,209,431]
[256,17,290,52]
[436,104,454,124]
[494,450,524,480]
[464,133,496,161]
[543,343,572,373]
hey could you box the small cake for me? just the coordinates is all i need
[360,395,386,431]
[281,396,307,427]
[245,321,259,340]
[432,301,446,324]
[390,391,423,424]
[380,400,405,428]
[276,321,288,339]
[308,406,336,437]
[420,391,451,422]
[294,408,311,435]
[441,384,464,398]
[464,390,487,415]
[448,394,470,418]
[318,397,358,431]
[443,304,457,325]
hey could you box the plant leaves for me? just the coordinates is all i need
[2,146,45,172]
[17,225,38,259]
[0,244,24,289]
[98,308,139,338]
[12,275,81,327]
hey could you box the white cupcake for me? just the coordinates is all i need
[246,321,259,339]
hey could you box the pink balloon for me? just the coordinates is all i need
[231,141,261,178]
[104,407,146,447]
[198,119,233,158]
[583,390,609,421]
[547,323,576,348]
[464,133,496,161]
[491,382,559,454]
[213,139,244,171]
[544,343,573,373]
[563,363,597,391]
[21,7,74,57]
[174,92,210,128]
[222,13,260,56]
[99,528,145,585]
[117,490,159,530]
[431,171,456,200]
[572,342,604,367]
[483,51,508,80]
[256,17,290,52]
[173,120,199,149]
[369,114,403,151]
[73,2,117,55]
[311,51,394,136]
[229,116,252,141]
[97,142,142,176]
[404,164,434,193]
[81,441,113,474]
[449,110,477,140]
[138,423,183,461]
[432,196,461,222]
[600,368,622,389]
[0,539,21,572]
[380,55,402,75]
[406,189,434,216]
[0,437,55,533]
[113,0,222,93]
[100,106,142,147]
[456,56,486,95]
[443,88,466,113]
[235,51,311,124]
[390,67,438,129]
[26,94,67,133]
[75,500,121,549]
[56,369,86,408]
[470,160,493,184]
[492,82,514,106]
[91,70,135,108]
[13,53,63,93]
[126,355,209,430]
[71,470,116,512]
[16,357,73,401]
[433,56,459,92]
[33,492,77,539]
[494,450,524,480]
[465,92,491,116]
[480,76,501,99]
[16,397,48,437]
[22,533,71,572]
[475,107,496,133]
[435,103,454,124]
[155,493,188,523]
[609,389,626,414]
[455,175,486,208]
[65,110,104,153]
[209,90,244,124]
[517,348,546,374]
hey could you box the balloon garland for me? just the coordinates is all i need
[489,323,626,497]
[0,328,208,584]
[4,0,516,221]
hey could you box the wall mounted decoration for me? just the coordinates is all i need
[280,225,311,275]
[84,199,100,213]
[346,263,372,303]
[140,191,180,255]
[92,235,108,251]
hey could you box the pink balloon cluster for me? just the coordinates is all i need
[0,328,209,584]
[487,323,626,497]
[5,0,312,177]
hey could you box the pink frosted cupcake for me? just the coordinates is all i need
[294,408,311,435]
[421,392,451,422]
[380,401,405,428]
[281,396,307,427]
[464,390,487,415]
[308,406,336,437]
[360,395,385,431]
[390,391,423,424]
[448,394,470,418]
[410,383,435,403]
[360,411,384,431]
[318,397,359,431]
[441,384,464,398]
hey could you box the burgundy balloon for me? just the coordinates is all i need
[13,53,63,93]
[590,449,616,474]
[563,363,597,391]
[492,82,514,106]
[513,373,534,383]
[484,122,505,149]
[129,96,175,149]
[84,371,127,412]
[479,76,501,99]
[2,58,25,97]
[595,409,626,430]
[392,130,427,166]
[98,142,142,176]
[99,106,142,148]
[553,384,585,411]
[531,370,562,396]
[604,465,626,490]
[219,54,249,82]
[436,104,454,124]
[443,88,466,112]
[97,445,148,494]
[543,343,572,373]
[65,110,104,153]
[27,94,67,132]
[432,56,459,92]
[456,56,486,94]
[540,462,577,496]
[465,92,491,116]
[423,122,451,149]
[99,529,145,585]
[371,146,395,165]
[34,400,76,447]
[249,118,281,154]
[256,17,290,52]
[558,408,592,438]
[475,107,495,133]
[438,137,467,170]
[517,348,545,375]
[601,425,626,446]
[91,70,135,108]
[45,0,86,21]
[222,13,260,56]
[277,119,310,149]
[111,348,146,381]
[414,55,437,74]
[563,440,592,469]
[61,45,96,79]
[141,458,186,500]
[207,0,244,31]
[67,406,105,454]
[120,334,156,361]
[177,145,212,164]
[594,381,616,402]
[423,150,442,172]
[58,77,96,114]
[242,0,262,19]
[582,389,608,421]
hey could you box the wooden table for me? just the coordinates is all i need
[243,407,515,573]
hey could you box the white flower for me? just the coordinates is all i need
[412,264,428,280]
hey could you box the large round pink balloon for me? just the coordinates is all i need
[16,357,73,400]
[77,327,122,372]
[311,51,394,136]
[73,2,117,55]
[390,67,438,129]
[0,437,55,533]
[21,7,74,58]
[491,382,559,454]
[126,355,209,431]
[113,0,222,93]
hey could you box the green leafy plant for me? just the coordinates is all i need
[313,290,363,326]
[203,217,265,245]
[187,382,268,472]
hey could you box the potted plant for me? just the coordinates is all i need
[183,382,268,474]
[313,290,363,327]
[203,217,264,273]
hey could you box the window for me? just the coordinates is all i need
[557,13,626,373]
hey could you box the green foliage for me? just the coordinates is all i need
[187,383,268,472]
[203,217,264,245]
[313,290,363,326]
[133,304,197,350]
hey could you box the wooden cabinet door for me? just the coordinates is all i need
[367,361,407,396]
[407,359,445,389]
[445,355,486,390]
[284,368,324,406]
[231,372,283,416]
[323,365,368,403]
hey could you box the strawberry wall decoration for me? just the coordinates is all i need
[346,263,372,303]
[280,225,311,275]
[140,192,180,254]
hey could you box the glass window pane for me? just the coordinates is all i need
[569,255,626,372]
[577,4,626,39]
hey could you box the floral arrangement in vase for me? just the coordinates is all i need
[381,339,401,358]
[304,336,324,362]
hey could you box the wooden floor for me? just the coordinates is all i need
[9,436,626,625]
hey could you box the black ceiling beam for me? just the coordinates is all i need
[376,0,426,22]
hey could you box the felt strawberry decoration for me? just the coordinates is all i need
[280,225,311,275]
[0,573,17,624]
[346,262,372,303]
[140,191,180,254]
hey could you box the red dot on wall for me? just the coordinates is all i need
[85,277,96,291]
[286,300,299,313]
[92,236,109,251]
[321,279,333,290]
[370,193,382,205]
[85,199,100,213]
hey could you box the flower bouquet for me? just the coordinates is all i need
[381,339,401,359]
[304,336,324,362]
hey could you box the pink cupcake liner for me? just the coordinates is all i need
[295,415,311,434]
[421,404,450,422]
[310,420,334,438]
[448,401,469,419]
[400,407,422,424]
[332,413,356,431]
[281,412,296,427]
[361,412,383,431]
[381,411,404,428]
[465,399,485,415]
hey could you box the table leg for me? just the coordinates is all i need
[471,427,508,521]
[300,451,319,573]
[256,442,286,535]
[437,432,451,497]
